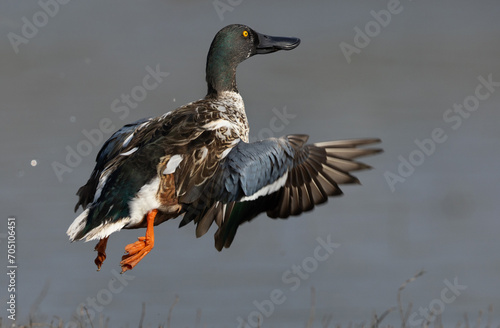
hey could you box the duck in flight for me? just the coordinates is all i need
[67,24,381,273]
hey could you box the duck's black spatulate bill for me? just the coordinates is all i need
[255,32,300,54]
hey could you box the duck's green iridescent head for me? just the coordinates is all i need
[206,24,300,97]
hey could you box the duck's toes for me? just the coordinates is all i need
[120,245,152,273]
[123,237,146,256]
[94,237,109,271]
[95,252,106,271]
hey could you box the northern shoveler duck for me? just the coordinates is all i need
[67,24,381,273]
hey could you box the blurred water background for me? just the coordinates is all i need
[1,0,499,327]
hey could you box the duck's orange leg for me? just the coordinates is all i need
[94,237,108,271]
[120,209,157,273]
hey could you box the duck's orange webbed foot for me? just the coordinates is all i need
[94,237,109,271]
[120,209,157,273]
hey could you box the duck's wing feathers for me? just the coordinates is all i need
[74,104,215,212]
[183,134,381,251]
[71,114,172,240]
[74,117,153,211]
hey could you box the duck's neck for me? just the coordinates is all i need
[205,51,239,98]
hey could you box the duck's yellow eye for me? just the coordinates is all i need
[242,30,249,38]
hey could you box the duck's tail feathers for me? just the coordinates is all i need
[67,209,90,241]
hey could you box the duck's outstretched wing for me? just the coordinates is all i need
[181,134,381,251]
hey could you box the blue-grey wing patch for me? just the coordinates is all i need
[181,134,381,251]
[218,137,294,202]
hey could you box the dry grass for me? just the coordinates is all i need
[2,271,497,328]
